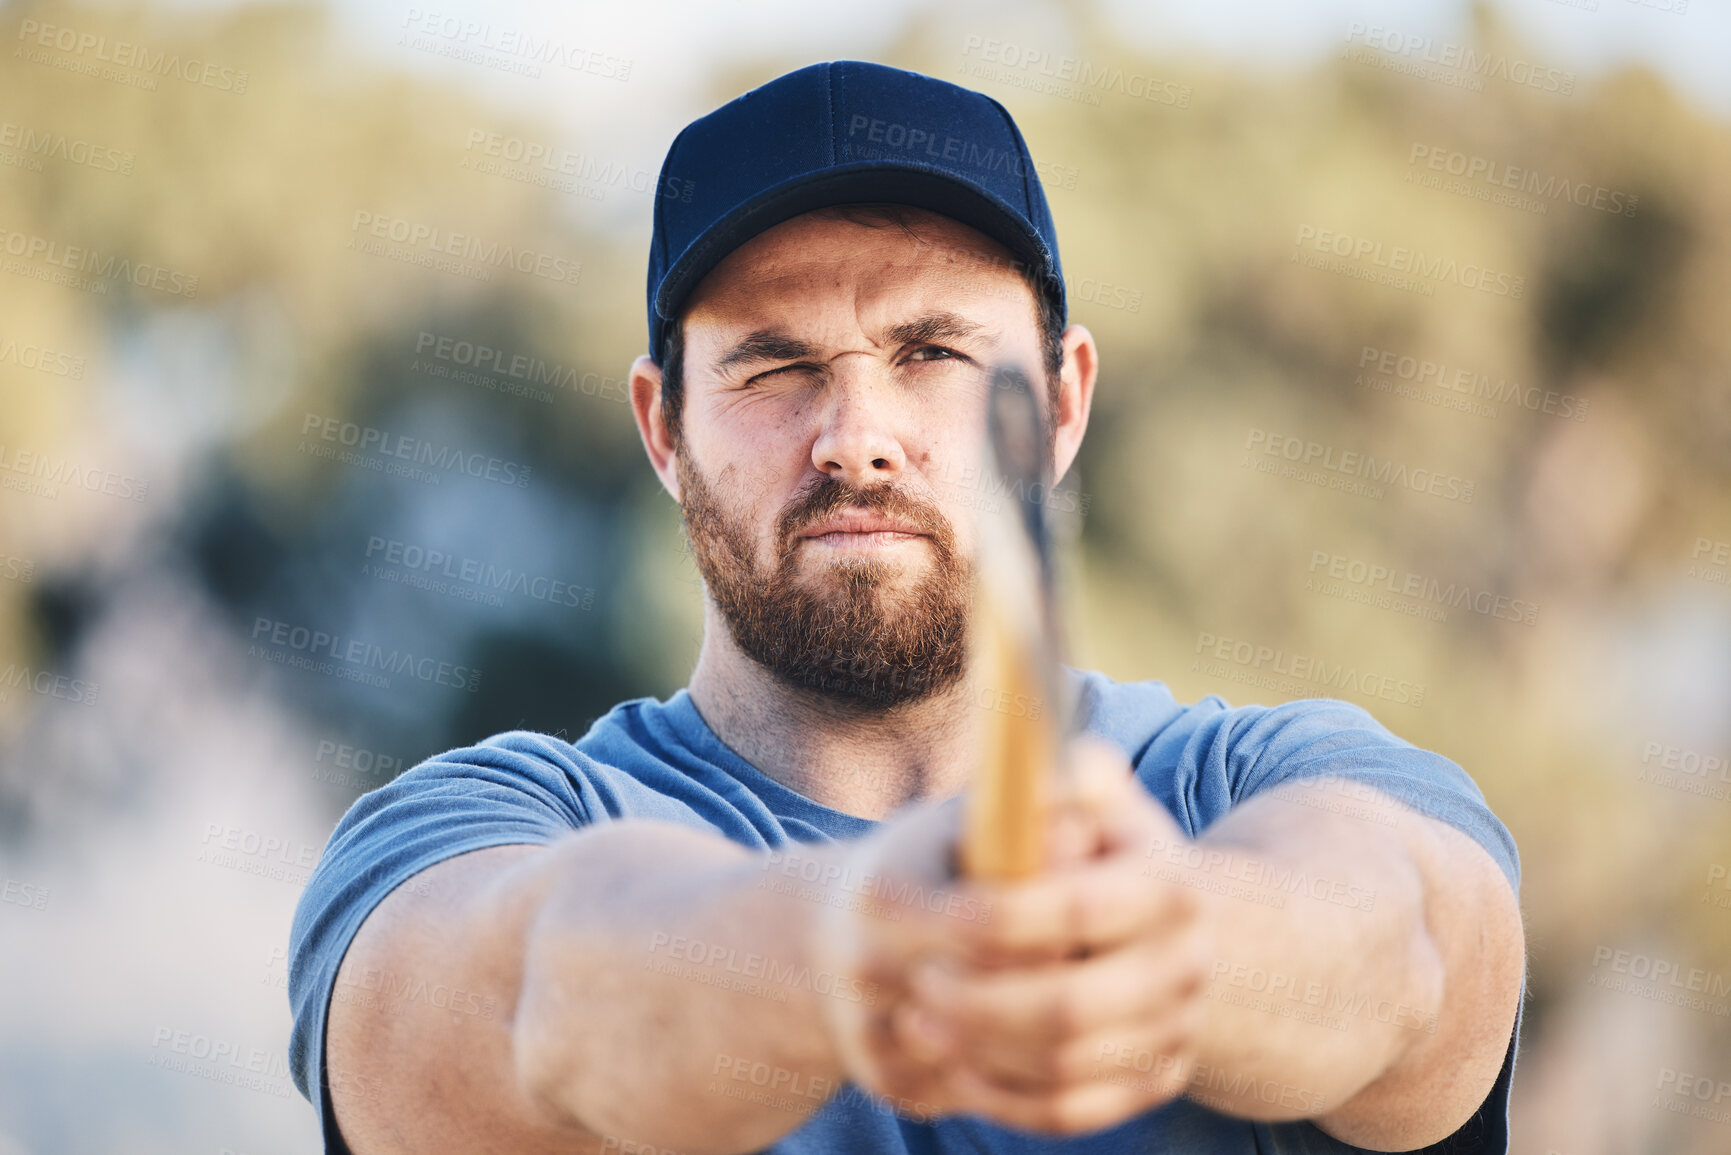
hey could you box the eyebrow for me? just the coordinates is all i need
[884,311,984,348]
[713,331,821,374]
[711,312,987,376]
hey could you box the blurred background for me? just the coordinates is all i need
[1,0,1728,1150]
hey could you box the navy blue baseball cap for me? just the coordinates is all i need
[646,60,1067,364]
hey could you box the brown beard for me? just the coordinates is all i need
[676,454,972,709]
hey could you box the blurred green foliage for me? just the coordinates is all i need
[2,1,1729,1143]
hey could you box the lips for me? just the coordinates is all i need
[797,508,928,540]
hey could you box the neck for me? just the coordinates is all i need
[686,607,980,820]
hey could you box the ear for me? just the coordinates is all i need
[1051,324,1098,485]
[629,354,681,502]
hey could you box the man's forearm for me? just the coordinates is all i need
[513,821,850,1154]
[1172,780,1446,1122]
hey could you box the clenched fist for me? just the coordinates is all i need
[805,736,1216,1135]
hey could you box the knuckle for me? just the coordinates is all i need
[1068,882,1105,939]
[1176,998,1208,1041]
[1176,950,1209,996]
[1046,1092,1107,1135]
[1054,1037,1101,1083]
[1167,881,1201,922]
[1023,1047,1066,1083]
[1042,987,1083,1038]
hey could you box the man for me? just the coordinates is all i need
[288,60,1524,1154]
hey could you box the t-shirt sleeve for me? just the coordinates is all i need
[286,732,595,1154]
[1147,695,1520,893]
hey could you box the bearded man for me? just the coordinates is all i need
[289,60,1524,1155]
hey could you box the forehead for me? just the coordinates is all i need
[682,207,1038,335]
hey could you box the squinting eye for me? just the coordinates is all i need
[751,363,820,383]
[908,346,960,363]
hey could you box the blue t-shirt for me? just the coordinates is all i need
[288,671,1521,1154]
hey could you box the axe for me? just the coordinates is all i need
[960,364,1072,880]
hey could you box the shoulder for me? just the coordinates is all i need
[1076,667,1423,761]
[372,694,686,815]
[1071,667,1213,756]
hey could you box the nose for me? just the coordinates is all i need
[810,370,906,486]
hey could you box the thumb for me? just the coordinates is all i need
[1046,735,1136,865]
[1061,734,1135,810]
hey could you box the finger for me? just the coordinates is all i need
[1045,804,1104,869]
[933,1060,1146,1136]
[912,997,1202,1097]
[962,854,1204,963]
[1048,738,1192,871]
[905,927,1209,1077]
[1053,736,1134,815]
[859,1013,981,1118]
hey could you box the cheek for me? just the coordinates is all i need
[691,410,808,506]
[911,449,986,558]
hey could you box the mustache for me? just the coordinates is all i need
[775,475,955,552]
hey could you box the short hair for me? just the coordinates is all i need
[658,203,1066,444]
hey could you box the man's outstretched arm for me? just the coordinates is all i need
[326,820,857,1155]
[1189,776,1524,1149]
